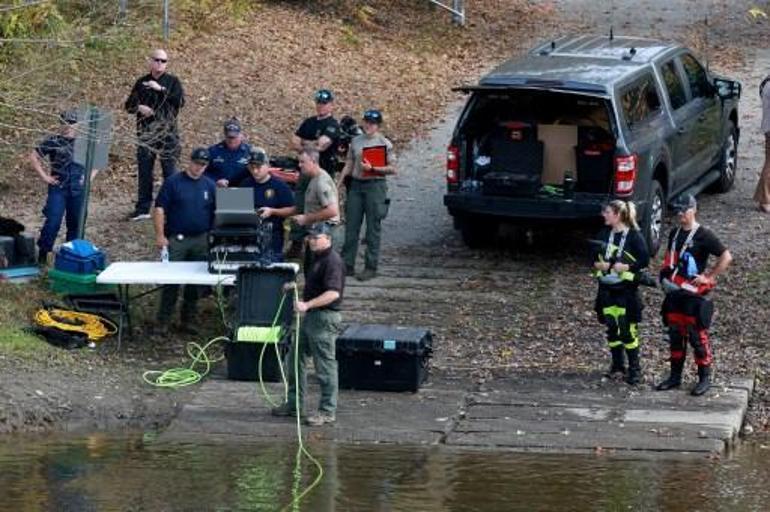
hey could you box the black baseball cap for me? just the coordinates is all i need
[307,222,333,237]
[190,147,210,163]
[224,118,241,136]
[314,89,334,104]
[362,109,383,124]
[671,194,697,214]
[60,110,78,125]
[248,147,269,166]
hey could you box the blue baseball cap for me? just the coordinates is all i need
[224,118,241,135]
[314,89,334,104]
[362,109,383,124]
[190,147,210,163]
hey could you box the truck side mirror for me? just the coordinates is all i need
[713,78,741,100]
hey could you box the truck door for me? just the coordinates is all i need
[658,58,699,194]
[679,53,722,173]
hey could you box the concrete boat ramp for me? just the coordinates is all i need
[159,372,754,456]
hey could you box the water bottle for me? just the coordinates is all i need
[160,246,169,263]
[563,171,575,200]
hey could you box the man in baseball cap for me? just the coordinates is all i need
[657,193,732,396]
[670,193,697,214]
[205,117,252,188]
[287,89,342,259]
[239,147,295,260]
[272,220,345,426]
[152,146,217,334]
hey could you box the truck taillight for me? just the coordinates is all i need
[614,154,638,197]
[446,145,459,184]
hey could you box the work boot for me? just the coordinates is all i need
[691,366,711,396]
[271,401,302,417]
[305,411,336,426]
[357,267,377,282]
[604,346,626,378]
[656,359,684,391]
[625,348,642,385]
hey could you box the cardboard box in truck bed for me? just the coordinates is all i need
[538,124,577,185]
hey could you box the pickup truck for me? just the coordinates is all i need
[443,34,741,253]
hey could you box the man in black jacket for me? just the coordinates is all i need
[125,49,185,221]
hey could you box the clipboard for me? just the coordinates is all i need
[361,145,387,177]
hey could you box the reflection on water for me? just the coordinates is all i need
[0,434,768,511]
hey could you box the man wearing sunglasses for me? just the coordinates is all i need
[124,49,185,221]
[204,118,252,187]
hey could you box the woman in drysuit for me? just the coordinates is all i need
[592,200,650,385]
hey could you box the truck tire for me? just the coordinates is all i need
[642,180,665,256]
[707,123,738,193]
[459,215,498,248]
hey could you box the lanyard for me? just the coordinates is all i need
[605,228,628,262]
[668,224,699,274]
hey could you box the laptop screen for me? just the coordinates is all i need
[215,188,258,226]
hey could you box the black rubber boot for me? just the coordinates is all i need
[691,366,711,396]
[625,348,642,385]
[604,346,626,378]
[656,359,684,391]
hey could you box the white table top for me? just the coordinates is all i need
[97,261,301,286]
[96,261,236,286]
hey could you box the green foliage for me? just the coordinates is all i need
[177,0,257,33]
[0,1,66,39]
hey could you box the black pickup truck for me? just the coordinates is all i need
[443,34,741,253]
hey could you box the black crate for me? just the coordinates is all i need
[336,324,433,392]
[226,265,297,382]
[226,341,288,382]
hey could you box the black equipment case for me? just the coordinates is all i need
[226,264,297,381]
[208,224,274,274]
[336,324,433,392]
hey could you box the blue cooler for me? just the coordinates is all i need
[54,239,106,274]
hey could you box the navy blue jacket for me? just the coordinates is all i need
[205,141,252,185]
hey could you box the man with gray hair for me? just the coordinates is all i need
[289,147,342,248]
[125,48,185,221]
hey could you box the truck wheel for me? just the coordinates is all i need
[459,215,498,248]
[642,180,665,256]
[707,123,738,193]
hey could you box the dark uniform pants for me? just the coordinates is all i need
[157,233,208,323]
[662,291,714,368]
[342,179,388,271]
[595,287,641,350]
[285,309,342,414]
[136,128,180,213]
[38,182,84,253]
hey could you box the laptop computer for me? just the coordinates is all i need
[215,187,258,227]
